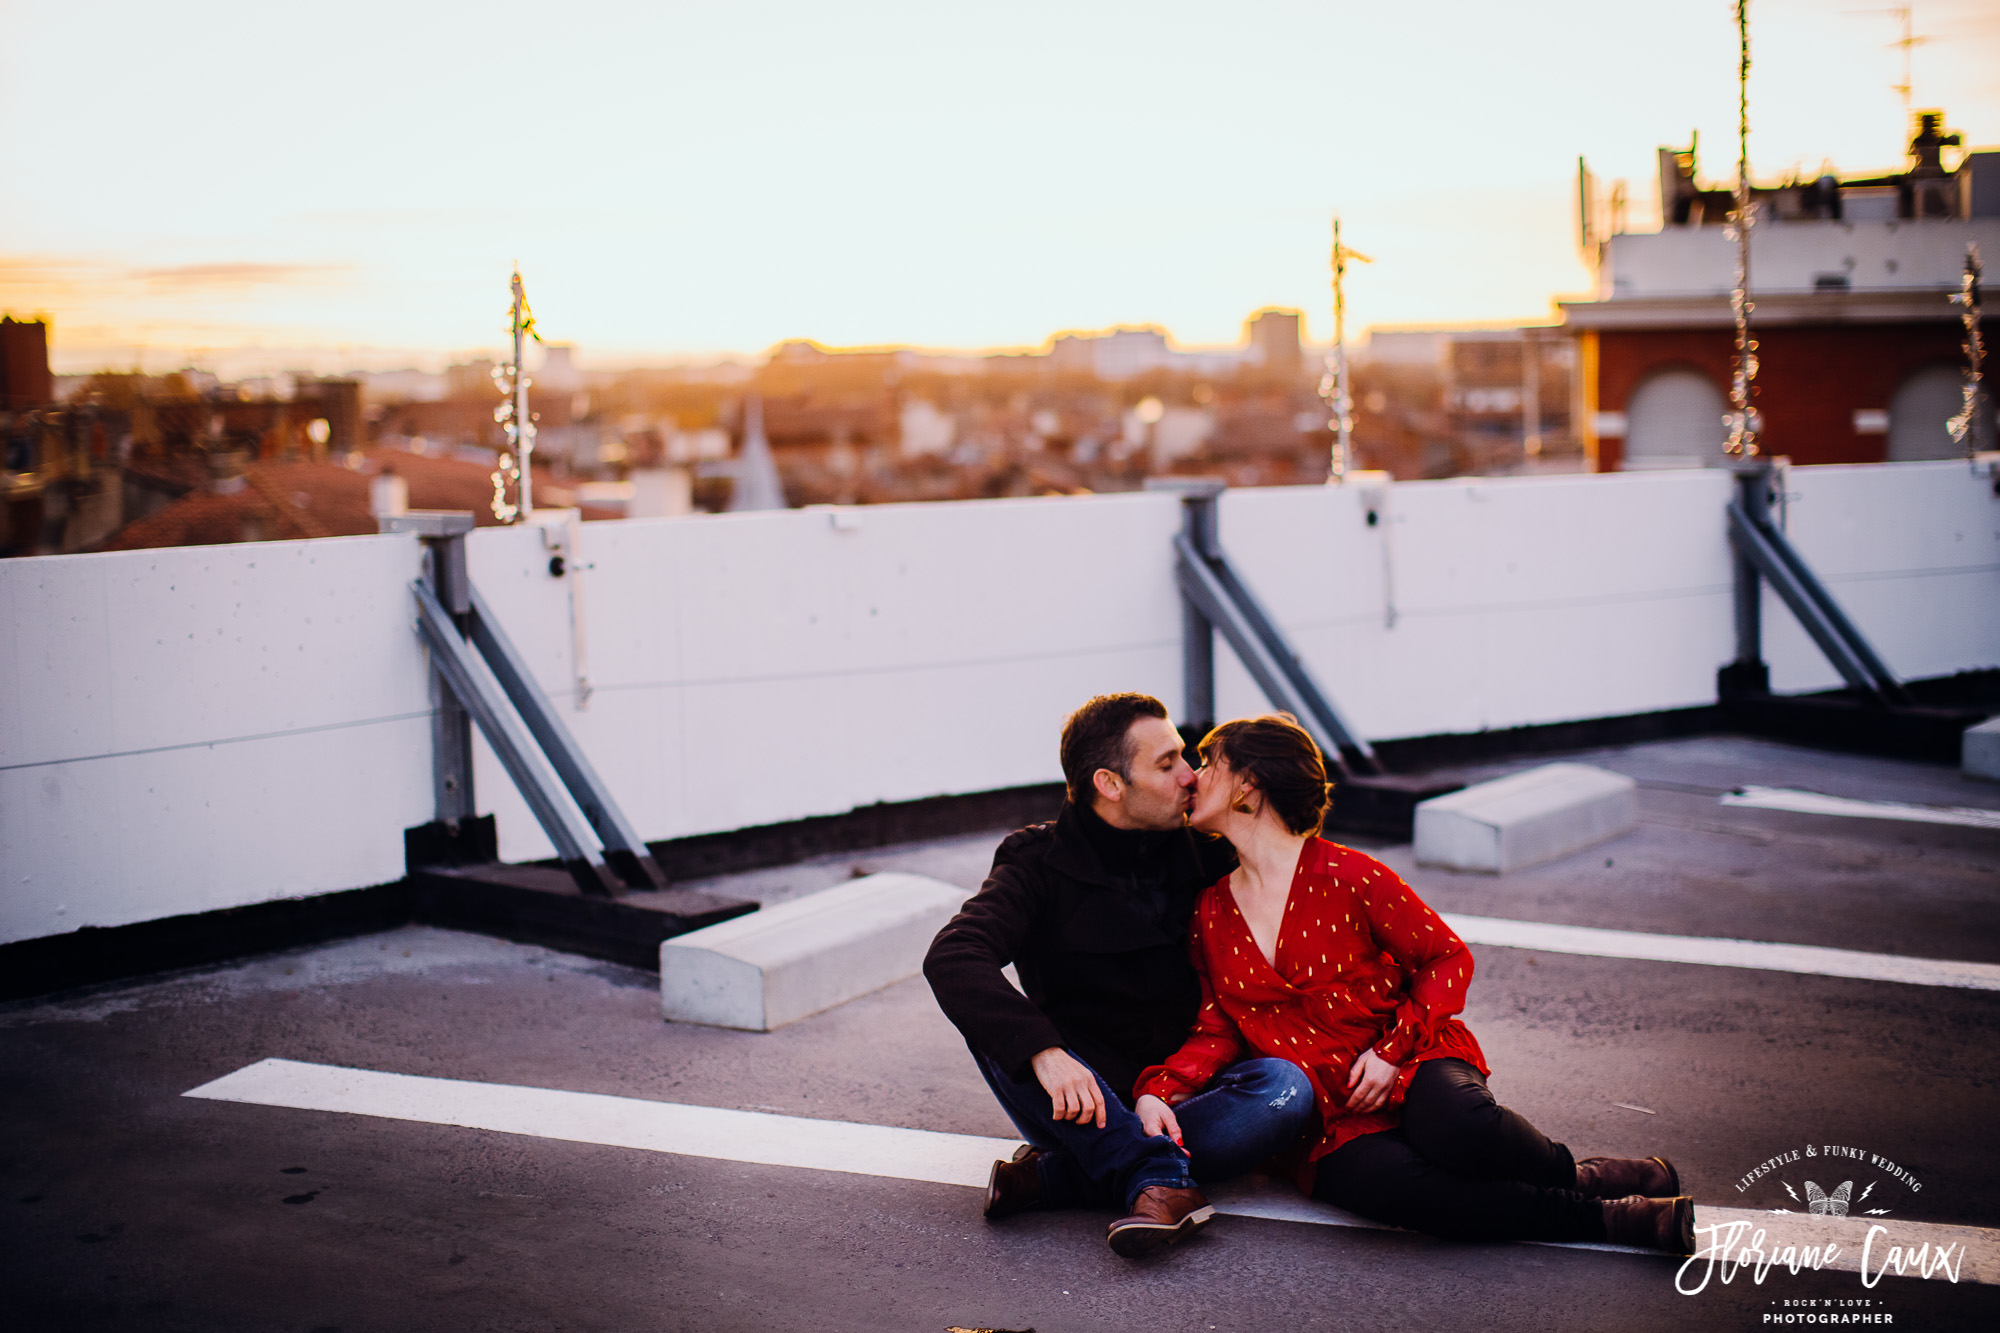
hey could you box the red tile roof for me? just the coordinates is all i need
[98,447,614,553]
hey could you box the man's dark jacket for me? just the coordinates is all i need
[923,800,1237,1103]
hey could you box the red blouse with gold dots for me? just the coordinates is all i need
[1135,836,1488,1183]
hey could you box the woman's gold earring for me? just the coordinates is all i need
[1231,793,1253,815]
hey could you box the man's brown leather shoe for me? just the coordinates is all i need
[1106,1185,1215,1257]
[984,1144,1044,1220]
[1602,1195,1696,1254]
[1574,1155,1680,1200]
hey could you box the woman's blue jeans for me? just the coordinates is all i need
[972,1048,1316,1212]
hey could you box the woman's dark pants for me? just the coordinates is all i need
[1311,1058,1607,1243]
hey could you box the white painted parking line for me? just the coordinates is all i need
[1442,914,2000,992]
[184,1057,1016,1188]
[187,1058,2000,1283]
[1722,785,2000,831]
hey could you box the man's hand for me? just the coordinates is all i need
[1134,1093,1184,1147]
[1345,1048,1400,1113]
[1030,1047,1106,1128]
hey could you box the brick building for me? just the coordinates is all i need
[1,317,54,410]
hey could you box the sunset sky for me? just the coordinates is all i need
[3,0,1997,374]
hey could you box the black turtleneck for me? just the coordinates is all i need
[923,797,1239,1096]
[1073,801,1184,935]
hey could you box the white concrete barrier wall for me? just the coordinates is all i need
[1212,471,1742,736]
[0,536,436,944]
[462,494,1186,864]
[3,463,1996,942]
[1753,462,2000,692]
[1212,462,2000,733]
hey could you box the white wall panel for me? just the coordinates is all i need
[1761,462,2000,693]
[461,496,1182,861]
[1,536,436,943]
[5,463,1994,944]
[1213,472,1743,738]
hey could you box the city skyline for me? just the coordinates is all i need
[4,0,1998,375]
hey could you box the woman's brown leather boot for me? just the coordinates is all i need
[1601,1195,1696,1254]
[1574,1155,1679,1199]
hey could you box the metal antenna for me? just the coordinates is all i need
[1846,7,1930,116]
[1725,0,1760,458]
[1321,217,1373,483]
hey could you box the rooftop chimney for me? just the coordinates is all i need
[1908,110,1961,180]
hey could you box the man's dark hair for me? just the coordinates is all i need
[1059,693,1169,808]
[1198,712,1334,837]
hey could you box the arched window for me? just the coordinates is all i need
[1623,367,1726,469]
[1889,363,1993,460]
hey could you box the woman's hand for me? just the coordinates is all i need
[1135,1093,1184,1147]
[1344,1048,1401,1113]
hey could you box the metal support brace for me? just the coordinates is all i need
[1724,465,1909,706]
[465,584,666,889]
[412,580,619,896]
[1209,551,1381,772]
[1171,481,1222,732]
[1727,472,1764,687]
[390,512,479,824]
[1161,483,1381,776]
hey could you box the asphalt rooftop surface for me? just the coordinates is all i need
[3,735,1997,1332]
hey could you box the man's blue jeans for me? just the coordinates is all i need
[972,1047,1316,1212]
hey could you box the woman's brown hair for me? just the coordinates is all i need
[1198,713,1333,837]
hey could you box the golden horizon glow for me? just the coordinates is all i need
[4,0,1998,376]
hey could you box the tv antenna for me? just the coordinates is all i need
[1846,6,1931,115]
[1321,217,1373,483]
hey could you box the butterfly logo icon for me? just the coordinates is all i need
[1806,1181,1853,1217]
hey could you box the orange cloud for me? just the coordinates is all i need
[131,262,344,289]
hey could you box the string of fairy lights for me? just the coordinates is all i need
[1724,3,1981,460]
[490,268,541,524]
[1725,0,1760,460]
[1947,246,1986,454]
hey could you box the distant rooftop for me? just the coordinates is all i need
[1565,110,1999,328]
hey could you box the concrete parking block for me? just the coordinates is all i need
[1964,716,2000,781]
[1414,762,1638,874]
[660,872,966,1031]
